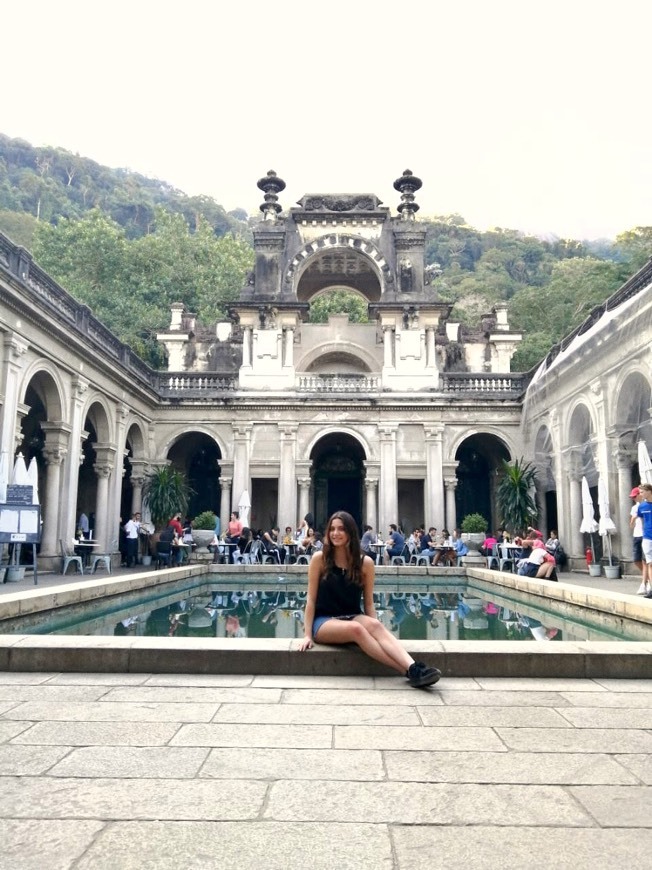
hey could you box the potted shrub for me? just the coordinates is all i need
[142,466,193,555]
[460,513,489,551]
[192,510,217,553]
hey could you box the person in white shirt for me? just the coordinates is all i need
[123,512,141,567]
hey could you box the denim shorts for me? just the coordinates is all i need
[313,614,359,640]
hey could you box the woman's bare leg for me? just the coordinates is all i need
[315,616,413,674]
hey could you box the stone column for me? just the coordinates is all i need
[278,424,298,533]
[93,446,116,550]
[444,477,458,532]
[129,459,148,516]
[298,477,311,525]
[231,424,252,511]
[378,426,398,534]
[283,328,294,368]
[382,327,394,368]
[424,425,444,526]
[219,476,232,528]
[62,376,89,542]
[242,327,252,368]
[364,478,378,531]
[40,422,71,557]
[40,445,66,557]
[0,333,28,464]
[616,449,634,561]
[568,473,583,559]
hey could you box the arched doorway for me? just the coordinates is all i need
[455,433,510,532]
[310,433,366,530]
[168,432,222,520]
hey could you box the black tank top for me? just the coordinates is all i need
[315,565,363,618]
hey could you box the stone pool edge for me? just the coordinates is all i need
[0,565,651,678]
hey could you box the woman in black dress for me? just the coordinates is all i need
[298,511,441,688]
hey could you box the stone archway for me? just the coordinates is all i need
[167,432,222,520]
[455,433,511,531]
[310,433,367,531]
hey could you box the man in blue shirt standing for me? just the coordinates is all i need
[638,484,652,598]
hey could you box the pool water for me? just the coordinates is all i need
[4,577,652,642]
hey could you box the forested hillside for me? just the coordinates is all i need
[1,133,651,371]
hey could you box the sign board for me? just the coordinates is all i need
[0,505,41,544]
[5,485,33,505]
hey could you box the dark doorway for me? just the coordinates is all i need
[455,434,510,531]
[168,433,222,519]
[311,434,366,531]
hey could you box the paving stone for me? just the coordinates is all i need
[0,818,105,870]
[0,720,34,743]
[252,674,376,689]
[171,723,333,748]
[143,674,254,687]
[496,726,652,753]
[417,705,571,727]
[213,702,419,726]
[0,673,57,685]
[475,677,606,692]
[0,685,113,702]
[202,747,384,781]
[2,701,219,722]
[384,750,640,784]
[335,724,505,751]
[75,820,393,870]
[557,707,652,728]
[46,673,151,686]
[560,691,652,708]
[281,688,444,706]
[101,686,282,704]
[0,776,267,820]
[10,720,182,746]
[0,744,71,775]
[48,746,209,778]
[439,689,570,706]
[593,678,652,692]
[391,824,652,869]
[614,753,652,785]
[264,779,593,825]
[373,676,480,691]
[570,784,652,826]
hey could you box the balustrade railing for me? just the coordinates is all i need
[296,374,381,393]
[440,373,528,396]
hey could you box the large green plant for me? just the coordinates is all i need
[142,466,193,530]
[496,458,537,532]
[460,513,488,534]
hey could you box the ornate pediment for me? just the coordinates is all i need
[296,194,382,212]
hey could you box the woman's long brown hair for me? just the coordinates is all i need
[321,511,364,586]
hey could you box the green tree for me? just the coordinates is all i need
[309,289,369,323]
[613,227,652,272]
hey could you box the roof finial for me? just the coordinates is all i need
[257,170,286,221]
[393,169,422,220]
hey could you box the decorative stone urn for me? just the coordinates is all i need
[192,530,215,553]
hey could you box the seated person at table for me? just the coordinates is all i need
[262,527,286,563]
[384,524,405,564]
[234,527,253,561]
[479,533,498,557]
[160,522,183,565]
[298,527,316,556]
[360,525,376,559]
[283,526,294,546]
[419,527,437,562]
[545,530,567,570]
[432,529,456,566]
[452,528,469,561]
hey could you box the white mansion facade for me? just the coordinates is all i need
[1,170,650,571]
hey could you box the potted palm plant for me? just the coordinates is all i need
[496,457,538,534]
[142,466,193,549]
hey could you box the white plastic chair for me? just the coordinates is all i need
[391,544,410,566]
[91,539,118,574]
[409,543,430,566]
[485,544,500,570]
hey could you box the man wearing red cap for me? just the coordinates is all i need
[629,487,645,594]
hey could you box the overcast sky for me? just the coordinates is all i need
[4,1,650,239]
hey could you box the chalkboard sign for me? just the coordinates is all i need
[5,484,34,505]
[0,505,41,543]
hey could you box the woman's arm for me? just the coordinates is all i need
[361,555,377,618]
[298,551,322,651]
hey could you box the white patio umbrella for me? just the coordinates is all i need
[638,440,652,485]
[238,490,251,528]
[580,476,598,559]
[11,453,29,486]
[597,475,616,565]
[27,456,39,505]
